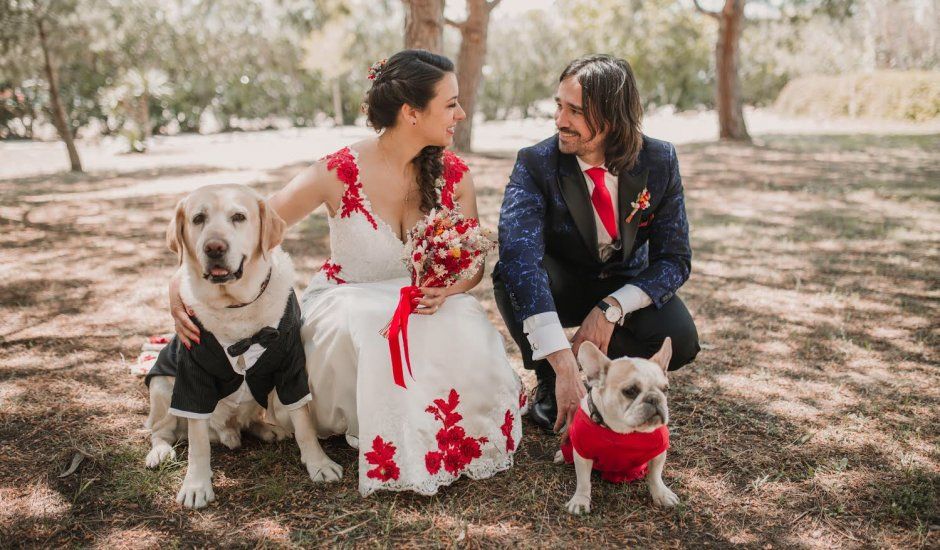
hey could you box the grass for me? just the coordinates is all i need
[0,133,938,548]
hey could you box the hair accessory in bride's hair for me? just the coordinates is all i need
[368,58,388,81]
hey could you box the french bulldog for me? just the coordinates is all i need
[555,338,678,514]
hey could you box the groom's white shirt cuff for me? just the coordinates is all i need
[608,284,653,318]
[522,285,652,361]
[522,312,570,361]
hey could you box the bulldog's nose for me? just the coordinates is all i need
[204,239,228,259]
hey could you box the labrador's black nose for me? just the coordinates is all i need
[204,239,228,259]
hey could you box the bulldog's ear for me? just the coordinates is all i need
[166,199,187,265]
[578,341,611,385]
[650,337,673,374]
[257,199,286,261]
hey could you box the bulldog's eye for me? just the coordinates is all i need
[231,212,246,223]
[192,213,206,225]
[621,386,639,399]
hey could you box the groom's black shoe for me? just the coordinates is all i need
[529,375,557,432]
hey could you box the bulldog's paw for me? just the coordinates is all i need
[345,434,360,450]
[553,450,564,464]
[650,484,679,508]
[565,494,591,515]
[176,476,215,509]
[145,444,175,469]
[306,457,343,483]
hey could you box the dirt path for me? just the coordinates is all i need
[1,132,937,547]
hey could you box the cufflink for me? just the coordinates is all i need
[532,342,539,351]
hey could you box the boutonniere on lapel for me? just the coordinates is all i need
[625,188,651,223]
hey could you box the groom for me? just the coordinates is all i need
[493,54,700,433]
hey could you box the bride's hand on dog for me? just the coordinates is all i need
[413,286,448,315]
[169,271,200,348]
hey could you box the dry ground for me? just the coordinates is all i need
[0,133,937,548]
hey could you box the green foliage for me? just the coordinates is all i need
[774,71,940,121]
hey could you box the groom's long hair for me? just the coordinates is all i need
[560,55,643,176]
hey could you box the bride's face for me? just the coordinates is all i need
[414,72,465,147]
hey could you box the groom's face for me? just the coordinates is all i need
[554,76,607,160]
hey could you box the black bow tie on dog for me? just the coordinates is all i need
[227,327,279,357]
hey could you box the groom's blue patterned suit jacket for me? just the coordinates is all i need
[494,134,691,322]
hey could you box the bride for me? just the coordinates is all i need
[169,49,525,496]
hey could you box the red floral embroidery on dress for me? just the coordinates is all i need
[440,150,468,209]
[424,389,489,476]
[365,435,400,481]
[519,390,528,410]
[320,259,346,284]
[323,147,378,230]
[501,409,515,452]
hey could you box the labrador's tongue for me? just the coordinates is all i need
[210,267,230,277]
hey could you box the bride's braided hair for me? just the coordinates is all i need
[364,49,454,213]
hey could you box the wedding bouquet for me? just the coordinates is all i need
[384,208,495,388]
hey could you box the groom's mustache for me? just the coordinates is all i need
[558,128,580,138]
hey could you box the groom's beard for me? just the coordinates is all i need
[557,128,582,154]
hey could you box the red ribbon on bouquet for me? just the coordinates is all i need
[386,285,422,388]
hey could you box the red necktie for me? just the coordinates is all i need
[585,167,618,240]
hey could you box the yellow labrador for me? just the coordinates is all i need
[145,184,341,509]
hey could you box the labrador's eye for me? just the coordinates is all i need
[231,212,246,223]
[192,213,206,225]
[621,386,639,399]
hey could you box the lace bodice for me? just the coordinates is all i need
[302,146,468,303]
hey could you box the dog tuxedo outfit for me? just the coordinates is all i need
[146,292,311,418]
[561,406,670,483]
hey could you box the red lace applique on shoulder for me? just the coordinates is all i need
[323,147,378,230]
[440,150,469,209]
[320,259,346,284]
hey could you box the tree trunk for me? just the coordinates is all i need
[715,0,750,141]
[403,0,444,53]
[37,17,83,172]
[450,0,499,152]
[331,79,343,125]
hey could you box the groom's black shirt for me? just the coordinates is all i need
[146,292,309,417]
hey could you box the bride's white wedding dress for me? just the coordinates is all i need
[299,146,525,496]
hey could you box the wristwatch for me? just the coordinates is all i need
[596,300,624,325]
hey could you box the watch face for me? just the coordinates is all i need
[605,308,620,322]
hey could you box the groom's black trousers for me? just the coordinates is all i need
[493,254,700,382]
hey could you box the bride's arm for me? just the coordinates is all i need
[268,162,341,228]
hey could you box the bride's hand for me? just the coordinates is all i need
[169,271,200,348]
[413,287,448,315]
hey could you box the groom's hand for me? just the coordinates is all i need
[571,297,618,355]
[548,349,586,433]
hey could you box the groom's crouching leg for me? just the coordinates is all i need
[608,295,700,371]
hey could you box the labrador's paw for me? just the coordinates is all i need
[306,457,343,483]
[176,476,215,509]
[145,444,175,469]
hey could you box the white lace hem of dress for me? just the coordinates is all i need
[359,453,515,497]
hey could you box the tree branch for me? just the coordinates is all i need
[692,0,720,20]
[444,17,465,30]
[486,0,503,13]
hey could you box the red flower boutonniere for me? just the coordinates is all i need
[625,188,651,224]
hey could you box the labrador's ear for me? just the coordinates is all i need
[578,341,611,386]
[258,199,286,261]
[650,337,673,374]
[166,199,187,265]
